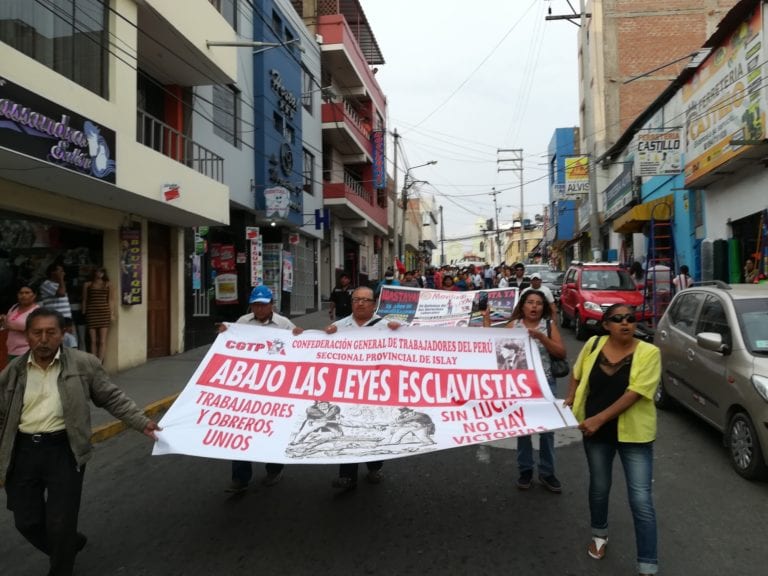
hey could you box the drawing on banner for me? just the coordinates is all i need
[496,339,529,370]
[287,403,437,459]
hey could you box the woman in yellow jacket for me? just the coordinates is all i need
[564,304,661,576]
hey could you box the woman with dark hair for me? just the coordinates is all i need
[629,261,645,288]
[672,264,693,290]
[82,268,113,363]
[484,289,566,492]
[441,275,459,291]
[564,303,661,576]
[0,284,39,360]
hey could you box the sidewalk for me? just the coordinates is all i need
[90,308,332,442]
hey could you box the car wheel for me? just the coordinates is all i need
[654,375,675,410]
[727,412,768,480]
[559,306,571,328]
[575,312,588,341]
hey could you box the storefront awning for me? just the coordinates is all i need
[613,195,674,234]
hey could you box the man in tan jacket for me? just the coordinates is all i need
[0,307,160,576]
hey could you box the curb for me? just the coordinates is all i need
[90,393,179,444]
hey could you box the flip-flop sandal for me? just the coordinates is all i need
[588,536,608,560]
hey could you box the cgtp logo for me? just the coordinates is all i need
[267,339,286,355]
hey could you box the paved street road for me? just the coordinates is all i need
[2,328,767,575]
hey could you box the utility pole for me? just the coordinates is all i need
[547,0,600,261]
[490,187,501,263]
[498,148,524,262]
[439,205,445,265]
[391,129,400,266]
[400,160,437,269]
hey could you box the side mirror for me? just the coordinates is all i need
[697,332,729,354]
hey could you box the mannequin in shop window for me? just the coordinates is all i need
[82,268,114,363]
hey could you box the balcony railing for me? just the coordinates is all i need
[342,98,370,139]
[136,109,224,183]
[344,170,371,204]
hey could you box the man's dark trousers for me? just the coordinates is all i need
[5,432,85,576]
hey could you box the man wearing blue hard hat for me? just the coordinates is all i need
[217,284,297,492]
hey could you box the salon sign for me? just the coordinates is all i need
[0,76,116,183]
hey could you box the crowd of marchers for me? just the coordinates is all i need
[1,266,661,576]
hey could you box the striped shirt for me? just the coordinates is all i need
[39,280,72,318]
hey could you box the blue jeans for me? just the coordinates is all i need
[583,440,658,575]
[517,378,556,477]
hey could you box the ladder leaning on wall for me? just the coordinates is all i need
[643,201,676,328]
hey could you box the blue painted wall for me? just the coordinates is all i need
[639,170,698,279]
[548,127,577,241]
[252,0,304,227]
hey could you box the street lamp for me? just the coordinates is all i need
[400,160,437,264]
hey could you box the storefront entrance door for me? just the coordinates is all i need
[147,223,170,357]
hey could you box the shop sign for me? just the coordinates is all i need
[282,251,293,293]
[683,4,765,185]
[162,183,180,201]
[371,129,387,189]
[250,236,264,287]
[191,254,202,290]
[0,76,116,182]
[119,225,142,305]
[288,233,300,245]
[564,156,590,195]
[604,166,635,219]
[634,130,682,176]
[265,186,291,218]
[269,69,298,120]
[214,273,238,305]
[245,226,259,240]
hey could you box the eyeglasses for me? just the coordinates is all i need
[607,313,637,324]
[351,297,375,304]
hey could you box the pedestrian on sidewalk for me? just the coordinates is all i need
[564,304,660,576]
[672,265,693,290]
[328,272,354,321]
[0,307,161,576]
[324,286,401,492]
[217,285,301,493]
[39,263,72,319]
[0,283,39,361]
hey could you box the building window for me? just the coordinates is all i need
[322,151,332,181]
[213,85,241,148]
[272,11,282,38]
[209,0,238,32]
[0,0,109,97]
[302,66,313,114]
[303,149,314,194]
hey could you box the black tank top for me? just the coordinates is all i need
[585,351,633,443]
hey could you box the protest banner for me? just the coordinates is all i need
[153,323,577,464]
[376,286,518,327]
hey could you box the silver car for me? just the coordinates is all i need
[654,283,768,480]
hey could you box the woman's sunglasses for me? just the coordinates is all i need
[607,313,637,324]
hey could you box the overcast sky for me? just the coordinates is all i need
[360,0,581,249]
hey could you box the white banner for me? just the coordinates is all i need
[153,324,577,463]
[376,286,518,327]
